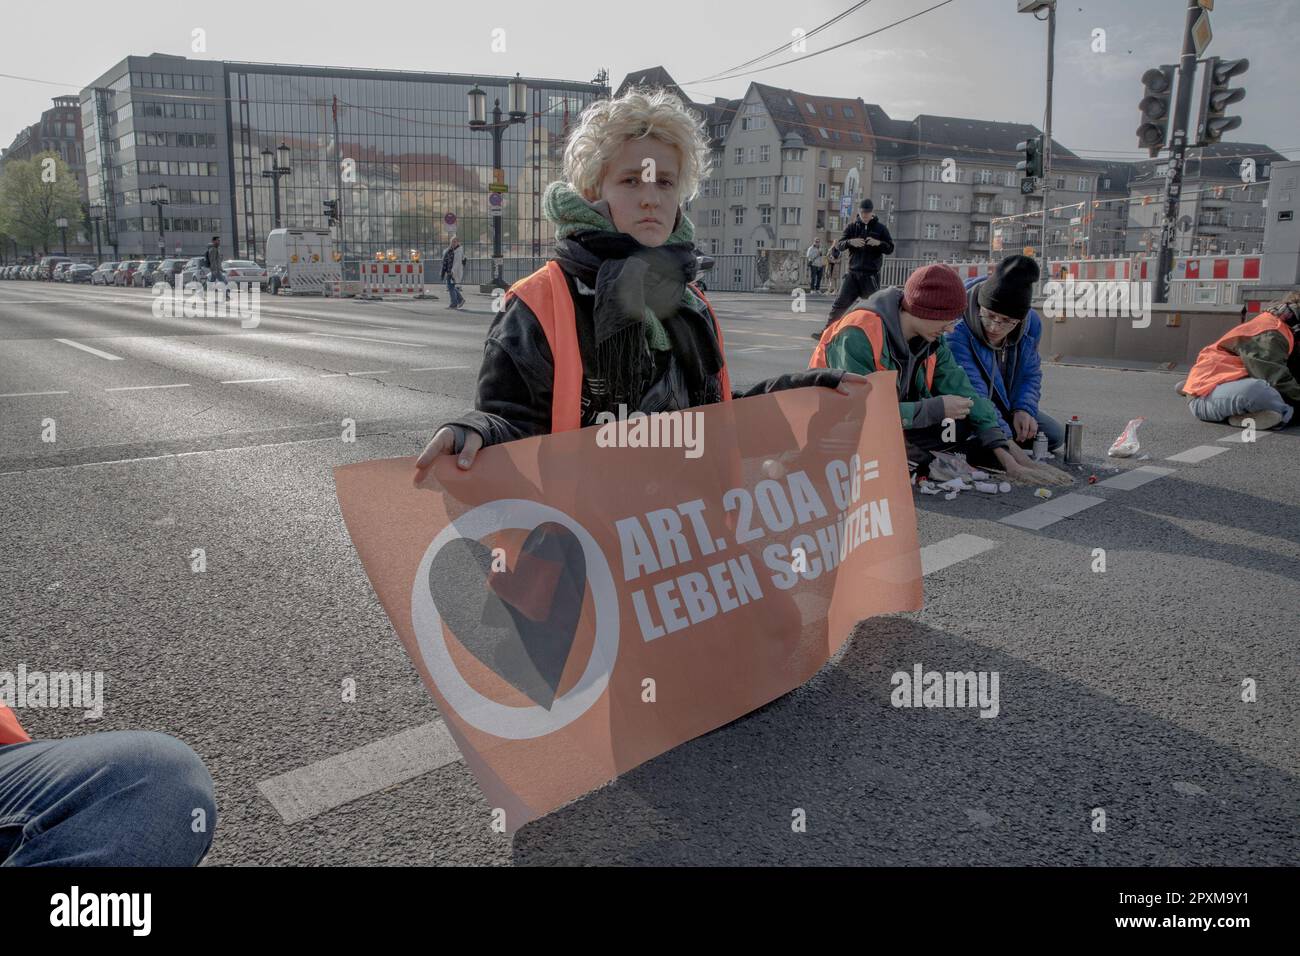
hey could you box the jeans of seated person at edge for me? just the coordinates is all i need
[1187,377,1295,426]
[0,731,216,866]
[445,277,464,308]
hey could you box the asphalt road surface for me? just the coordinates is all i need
[2,280,1296,866]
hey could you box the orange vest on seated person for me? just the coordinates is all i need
[1182,313,1296,398]
[808,307,936,389]
[1,703,29,746]
[503,260,733,432]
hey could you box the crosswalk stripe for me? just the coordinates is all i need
[54,338,123,360]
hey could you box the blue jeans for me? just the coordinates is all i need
[445,277,464,308]
[1005,411,1065,452]
[0,731,216,866]
[1188,377,1294,426]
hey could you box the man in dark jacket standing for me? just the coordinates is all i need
[812,198,894,339]
[203,236,224,288]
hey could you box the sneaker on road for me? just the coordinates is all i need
[1228,410,1283,430]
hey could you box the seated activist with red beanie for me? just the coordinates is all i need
[415,88,864,476]
[0,702,215,865]
[810,264,1068,485]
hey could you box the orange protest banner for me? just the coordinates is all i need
[334,371,921,832]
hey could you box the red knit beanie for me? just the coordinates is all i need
[901,265,967,321]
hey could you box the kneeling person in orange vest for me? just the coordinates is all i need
[811,264,1069,485]
[1179,292,1300,431]
[415,89,864,478]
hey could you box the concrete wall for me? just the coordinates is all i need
[1034,302,1246,370]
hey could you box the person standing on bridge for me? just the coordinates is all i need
[811,198,894,340]
[415,88,862,475]
[1179,291,1300,430]
[440,236,465,310]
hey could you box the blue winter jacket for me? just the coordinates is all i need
[946,275,1043,439]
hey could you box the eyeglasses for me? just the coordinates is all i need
[981,309,1021,327]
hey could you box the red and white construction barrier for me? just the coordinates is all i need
[359,261,427,298]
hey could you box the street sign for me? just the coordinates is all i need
[444,212,457,226]
[1191,11,1212,56]
[1020,177,1037,195]
[492,168,505,186]
[488,192,504,208]
[487,184,509,194]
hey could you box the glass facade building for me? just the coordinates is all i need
[81,55,606,262]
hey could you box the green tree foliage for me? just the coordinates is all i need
[0,151,82,255]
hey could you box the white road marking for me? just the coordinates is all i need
[346,370,392,376]
[0,390,70,398]
[1000,493,1105,530]
[1166,445,1230,464]
[407,365,471,372]
[54,338,123,361]
[104,383,192,392]
[219,376,297,384]
[1217,429,1277,443]
[1098,465,1175,490]
[920,534,999,576]
[257,720,463,824]
[308,331,425,348]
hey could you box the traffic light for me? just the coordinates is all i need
[1195,56,1248,146]
[323,198,339,226]
[1136,65,1176,157]
[1015,134,1043,184]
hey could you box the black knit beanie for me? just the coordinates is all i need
[978,254,1040,321]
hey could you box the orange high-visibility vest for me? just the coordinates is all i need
[1,704,29,746]
[809,307,936,389]
[504,261,733,432]
[1183,313,1296,398]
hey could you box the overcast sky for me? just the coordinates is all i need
[2,0,1296,162]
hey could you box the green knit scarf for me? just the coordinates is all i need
[543,181,700,352]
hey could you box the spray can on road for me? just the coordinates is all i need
[1032,431,1049,461]
[1064,415,1083,465]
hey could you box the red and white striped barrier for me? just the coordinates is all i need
[360,261,427,298]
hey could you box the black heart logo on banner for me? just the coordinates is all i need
[427,522,587,710]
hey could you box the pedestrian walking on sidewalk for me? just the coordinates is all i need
[441,236,465,309]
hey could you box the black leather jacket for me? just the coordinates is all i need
[444,262,845,449]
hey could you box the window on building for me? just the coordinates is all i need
[747,146,756,164]
[977,169,992,184]
[831,154,842,169]
[928,165,942,181]
[925,224,939,239]
[829,216,840,231]
[927,194,940,211]
[842,106,855,118]
[974,225,988,242]
[709,209,722,227]
[759,145,769,163]
[782,175,803,194]
[781,207,802,225]
[1077,175,1089,191]
[818,127,829,139]
[948,225,962,241]
[756,239,766,250]
[817,182,827,199]
[760,205,772,225]
[734,147,744,164]
[1055,176,1066,189]
[881,165,894,182]
[1003,171,1016,187]
[735,207,746,226]
[830,185,840,201]
[976,197,990,213]
[806,102,816,114]
[816,209,825,229]
[758,179,772,196]
[818,150,828,167]
[1000,199,1015,215]
[731,179,744,197]
[734,238,744,254]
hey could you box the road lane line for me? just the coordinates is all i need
[104,383,193,392]
[407,365,471,372]
[219,376,297,384]
[1217,429,1277,442]
[1098,465,1175,490]
[308,331,425,348]
[54,338,123,361]
[921,534,999,576]
[347,370,393,376]
[1166,444,1230,464]
[1000,493,1105,530]
[257,720,463,824]
[0,390,70,398]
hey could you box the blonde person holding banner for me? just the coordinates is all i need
[415,89,865,477]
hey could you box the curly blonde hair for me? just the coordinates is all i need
[563,88,712,203]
